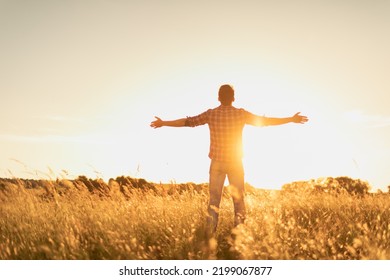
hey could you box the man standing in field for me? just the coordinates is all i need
[150,84,308,234]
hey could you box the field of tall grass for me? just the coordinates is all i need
[1,176,389,260]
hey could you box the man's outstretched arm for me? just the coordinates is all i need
[263,112,308,126]
[150,116,187,128]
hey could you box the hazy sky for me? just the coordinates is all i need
[1,0,389,190]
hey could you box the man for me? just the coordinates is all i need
[150,84,308,234]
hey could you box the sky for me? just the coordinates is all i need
[1,0,389,191]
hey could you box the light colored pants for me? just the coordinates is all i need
[207,159,246,234]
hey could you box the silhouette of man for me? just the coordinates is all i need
[151,84,308,234]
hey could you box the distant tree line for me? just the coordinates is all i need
[0,176,208,198]
[281,176,372,196]
[0,176,386,198]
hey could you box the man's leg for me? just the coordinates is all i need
[227,160,246,227]
[207,160,226,235]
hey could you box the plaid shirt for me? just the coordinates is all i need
[185,105,267,162]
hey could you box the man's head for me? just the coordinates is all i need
[218,84,235,106]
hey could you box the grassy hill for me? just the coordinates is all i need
[0,176,389,260]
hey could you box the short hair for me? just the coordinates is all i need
[218,84,234,105]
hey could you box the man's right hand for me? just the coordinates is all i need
[291,112,309,124]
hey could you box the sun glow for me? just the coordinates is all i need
[62,63,364,190]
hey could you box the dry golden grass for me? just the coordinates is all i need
[0,178,389,260]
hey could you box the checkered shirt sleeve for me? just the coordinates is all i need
[185,110,210,127]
